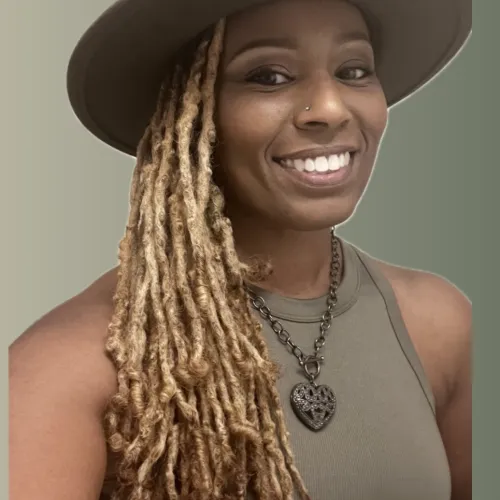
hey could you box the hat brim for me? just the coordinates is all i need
[66,0,471,157]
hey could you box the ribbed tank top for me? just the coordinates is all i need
[247,239,451,500]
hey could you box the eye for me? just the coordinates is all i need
[246,67,292,86]
[337,66,373,82]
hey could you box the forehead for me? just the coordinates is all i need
[224,0,370,55]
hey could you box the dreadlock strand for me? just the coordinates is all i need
[164,194,201,418]
[151,70,203,432]
[254,373,292,499]
[197,383,222,496]
[189,390,214,498]
[196,20,225,210]
[161,74,200,386]
[111,160,162,496]
[119,253,153,482]
[136,162,177,492]
[167,193,208,386]
[210,357,249,495]
[176,38,209,249]
[164,422,180,499]
[205,365,235,467]
[203,297,258,438]
[174,38,219,376]
[105,124,152,402]
[150,68,196,415]
[266,384,310,500]
[200,332,249,495]
[178,422,195,497]
[125,164,158,420]
[245,375,271,498]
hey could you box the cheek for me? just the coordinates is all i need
[216,89,288,164]
[347,89,389,146]
[373,105,389,142]
[364,92,389,144]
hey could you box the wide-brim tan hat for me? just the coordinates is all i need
[66,0,471,157]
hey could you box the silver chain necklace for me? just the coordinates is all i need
[246,228,341,431]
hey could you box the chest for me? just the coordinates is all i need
[255,295,452,499]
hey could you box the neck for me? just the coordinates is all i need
[229,212,341,299]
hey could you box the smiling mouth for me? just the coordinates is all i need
[274,151,354,174]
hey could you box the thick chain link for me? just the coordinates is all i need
[246,228,341,381]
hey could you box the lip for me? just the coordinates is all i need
[274,145,358,162]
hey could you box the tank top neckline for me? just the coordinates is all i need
[247,238,360,323]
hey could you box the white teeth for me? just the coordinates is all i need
[305,159,316,172]
[294,159,305,171]
[329,155,340,171]
[282,153,352,173]
[315,156,329,172]
[340,152,350,168]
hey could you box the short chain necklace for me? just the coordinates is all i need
[246,227,341,432]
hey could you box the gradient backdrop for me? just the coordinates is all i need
[2,1,492,499]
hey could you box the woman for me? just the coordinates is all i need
[9,0,472,499]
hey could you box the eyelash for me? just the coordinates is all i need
[337,67,374,81]
[245,67,293,86]
[245,65,374,87]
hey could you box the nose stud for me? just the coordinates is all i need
[305,106,311,111]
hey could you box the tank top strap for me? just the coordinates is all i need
[346,242,436,416]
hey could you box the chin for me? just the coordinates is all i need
[292,213,352,231]
[276,200,358,232]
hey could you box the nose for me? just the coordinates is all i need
[294,75,352,133]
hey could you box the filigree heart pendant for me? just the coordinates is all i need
[290,382,337,431]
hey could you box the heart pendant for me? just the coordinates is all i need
[290,382,337,431]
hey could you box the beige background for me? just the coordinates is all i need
[1,1,493,499]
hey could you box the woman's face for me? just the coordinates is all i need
[215,0,388,230]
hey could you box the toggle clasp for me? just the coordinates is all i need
[300,355,322,382]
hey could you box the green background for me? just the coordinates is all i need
[2,0,492,498]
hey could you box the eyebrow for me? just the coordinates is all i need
[228,30,372,63]
[228,37,298,63]
[338,30,372,45]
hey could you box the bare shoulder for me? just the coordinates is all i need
[376,259,471,341]
[9,267,119,500]
[374,258,471,400]
[376,258,471,335]
[10,266,120,401]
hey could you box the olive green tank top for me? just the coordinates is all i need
[248,240,451,500]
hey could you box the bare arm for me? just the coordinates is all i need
[9,274,118,500]
[437,354,472,500]
[434,293,472,500]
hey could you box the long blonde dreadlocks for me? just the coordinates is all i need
[104,20,310,500]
